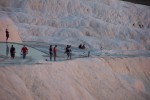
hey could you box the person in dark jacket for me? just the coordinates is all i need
[6,28,9,42]
[79,44,82,49]
[10,45,15,59]
[49,45,53,61]
[65,45,72,60]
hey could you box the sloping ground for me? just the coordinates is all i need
[1,41,150,66]
[0,42,46,66]
[0,42,90,65]
[0,57,150,100]
[0,16,22,43]
[0,0,150,50]
[122,0,150,6]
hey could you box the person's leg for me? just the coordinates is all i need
[10,53,13,58]
[50,54,52,61]
[67,53,69,60]
[12,54,15,59]
[23,53,25,59]
[24,54,26,59]
[50,54,51,61]
[54,53,56,61]
[70,53,72,60]
[23,53,26,59]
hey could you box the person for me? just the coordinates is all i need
[78,44,82,49]
[10,45,15,59]
[133,23,135,26]
[82,44,85,49]
[65,45,72,60]
[141,24,144,28]
[21,45,28,59]
[88,50,90,57]
[53,45,57,61]
[6,44,9,57]
[139,24,141,28]
[6,28,9,42]
[49,45,53,61]
[78,44,85,49]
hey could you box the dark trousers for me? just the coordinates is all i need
[23,53,26,59]
[67,52,71,60]
[50,53,52,61]
[11,53,15,58]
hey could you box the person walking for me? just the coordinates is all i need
[10,45,15,59]
[21,45,28,59]
[6,28,9,42]
[53,45,57,61]
[49,45,53,61]
[65,45,72,60]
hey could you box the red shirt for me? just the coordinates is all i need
[21,47,28,54]
[53,47,56,54]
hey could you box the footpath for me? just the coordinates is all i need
[1,42,150,66]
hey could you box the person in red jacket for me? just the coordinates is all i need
[21,45,28,59]
[53,45,57,61]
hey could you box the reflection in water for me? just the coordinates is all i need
[6,44,9,57]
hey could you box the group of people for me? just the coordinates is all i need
[49,45,57,61]
[7,44,71,61]
[6,45,28,59]
[78,44,85,49]
[7,43,90,61]
[49,45,72,61]
[132,23,144,28]
[5,28,28,59]
[4,28,89,61]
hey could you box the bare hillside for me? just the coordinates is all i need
[0,0,150,100]
[0,57,150,100]
[0,0,150,50]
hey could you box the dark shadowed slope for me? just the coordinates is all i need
[122,0,150,6]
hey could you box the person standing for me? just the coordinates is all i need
[10,45,15,59]
[49,45,53,61]
[21,45,28,59]
[53,45,57,61]
[68,45,72,60]
[65,45,72,60]
[6,28,9,42]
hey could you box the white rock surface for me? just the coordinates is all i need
[0,0,150,100]
[0,57,150,100]
[0,16,22,43]
[0,0,150,50]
